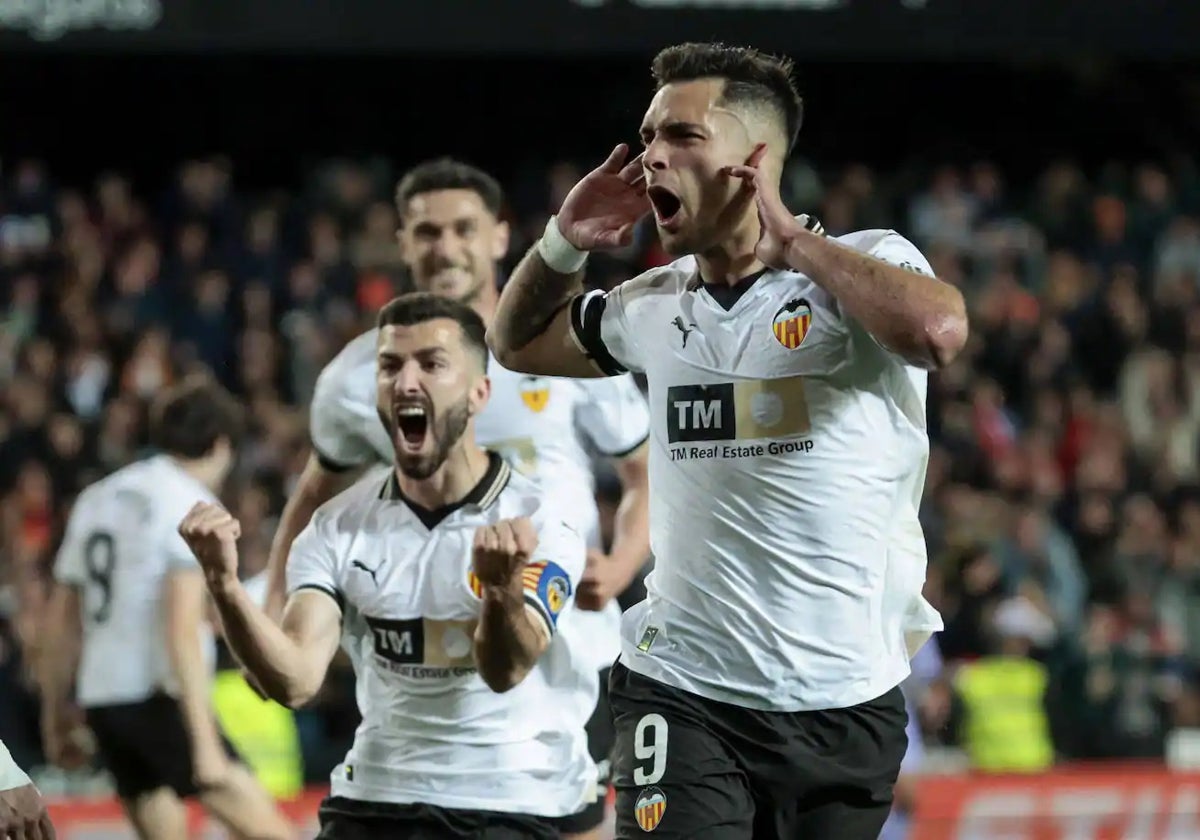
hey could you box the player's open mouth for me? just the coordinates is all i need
[395,403,430,450]
[647,186,683,230]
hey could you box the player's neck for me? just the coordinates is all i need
[470,284,499,329]
[168,454,222,493]
[696,216,766,287]
[396,443,492,511]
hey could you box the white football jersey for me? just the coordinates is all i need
[285,455,595,816]
[569,229,944,713]
[308,327,650,675]
[53,455,218,707]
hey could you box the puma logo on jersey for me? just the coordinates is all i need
[351,559,382,586]
[671,316,698,348]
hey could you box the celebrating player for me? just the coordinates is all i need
[263,159,651,838]
[181,294,595,838]
[39,376,291,840]
[487,42,968,839]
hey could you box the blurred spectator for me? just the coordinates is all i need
[952,596,1057,773]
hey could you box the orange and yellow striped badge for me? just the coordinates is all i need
[772,298,812,350]
[521,560,548,593]
[634,787,666,832]
[471,561,553,599]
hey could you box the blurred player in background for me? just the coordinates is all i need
[38,376,292,840]
[488,41,968,839]
[1,738,55,839]
[183,294,594,839]
[263,159,651,838]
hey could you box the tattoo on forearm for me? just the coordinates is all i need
[500,247,584,350]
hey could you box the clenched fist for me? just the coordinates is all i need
[178,502,242,588]
[472,517,539,591]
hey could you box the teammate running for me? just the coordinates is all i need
[487,42,968,839]
[263,159,651,838]
[181,294,595,839]
[39,375,291,840]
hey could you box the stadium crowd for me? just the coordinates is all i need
[2,149,1200,792]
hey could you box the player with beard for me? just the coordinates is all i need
[179,294,595,839]
[487,42,968,840]
[263,160,651,838]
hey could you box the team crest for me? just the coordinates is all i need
[520,377,550,413]
[634,786,667,832]
[545,576,568,614]
[772,297,812,350]
[467,570,483,598]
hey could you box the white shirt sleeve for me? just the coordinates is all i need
[0,739,31,792]
[520,511,588,637]
[52,504,88,586]
[868,230,936,279]
[845,230,937,363]
[285,510,344,614]
[574,375,650,458]
[310,366,379,472]
[568,284,644,376]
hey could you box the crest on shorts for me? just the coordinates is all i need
[520,377,550,413]
[772,297,812,350]
[635,786,667,832]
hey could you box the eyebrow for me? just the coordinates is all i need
[640,121,708,137]
[410,216,479,232]
[378,345,450,362]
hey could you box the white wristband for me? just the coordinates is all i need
[537,216,588,274]
[0,739,31,792]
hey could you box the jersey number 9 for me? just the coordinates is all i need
[83,531,116,623]
[633,712,669,786]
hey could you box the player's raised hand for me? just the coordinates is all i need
[556,144,650,251]
[472,517,539,590]
[178,502,242,586]
[723,144,807,270]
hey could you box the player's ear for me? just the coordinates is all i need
[469,375,491,416]
[490,219,510,262]
[396,223,411,263]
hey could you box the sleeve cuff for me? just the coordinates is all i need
[597,431,650,460]
[569,294,627,377]
[312,444,363,474]
[523,591,556,637]
[292,583,344,614]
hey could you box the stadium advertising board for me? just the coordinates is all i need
[0,0,1197,57]
[44,767,1200,839]
[912,767,1200,840]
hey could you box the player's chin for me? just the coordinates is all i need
[655,224,697,256]
[396,451,440,480]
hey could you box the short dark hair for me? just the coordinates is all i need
[394,158,504,218]
[376,292,489,370]
[651,42,803,152]
[149,374,245,460]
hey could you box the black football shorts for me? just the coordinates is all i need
[609,661,908,839]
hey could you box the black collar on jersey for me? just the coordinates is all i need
[685,214,826,310]
[694,267,771,311]
[378,451,512,529]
